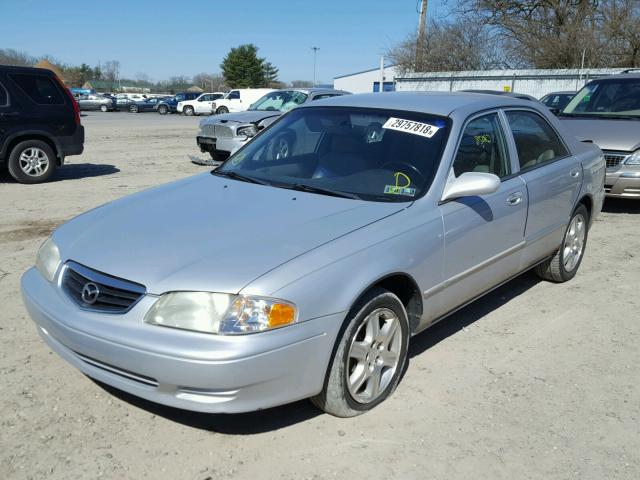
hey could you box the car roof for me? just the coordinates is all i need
[590,72,640,82]
[268,87,348,95]
[542,91,575,95]
[460,89,539,101]
[0,65,56,76]
[300,91,539,117]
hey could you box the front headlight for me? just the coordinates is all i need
[624,151,640,165]
[144,292,297,335]
[35,237,61,282]
[236,125,258,138]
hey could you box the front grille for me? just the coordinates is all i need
[202,123,234,138]
[603,151,629,169]
[62,261,145,313]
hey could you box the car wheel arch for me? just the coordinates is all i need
[347,272,423,334]
[4,132,61,165]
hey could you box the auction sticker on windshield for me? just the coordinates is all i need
[382,117,440,138]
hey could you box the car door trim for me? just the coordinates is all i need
[422,240,526,298]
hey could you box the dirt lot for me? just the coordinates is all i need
[1,111,639,480]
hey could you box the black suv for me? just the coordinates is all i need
[0,66,84,183]
[156,92,201,115]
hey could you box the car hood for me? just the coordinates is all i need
[53,173,405,295]
[200,110,282,127]
[559,116,640,152]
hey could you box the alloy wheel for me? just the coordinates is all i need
[563,213,586,272]
[18,148,50,177]
[346,308,402,404]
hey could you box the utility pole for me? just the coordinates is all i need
[415,0,428,71]
[312,47,320,86]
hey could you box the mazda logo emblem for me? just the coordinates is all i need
[81,282,100,305]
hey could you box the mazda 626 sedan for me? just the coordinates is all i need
[22,92,605,417]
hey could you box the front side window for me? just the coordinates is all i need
[506,110,569,170]
[216,106,451,202]
[227,91,240,100]
[562,79,640,118]
[453,113,511,178]
[250,90,309,112]
[10,74,64,105]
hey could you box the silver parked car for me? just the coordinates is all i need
[21,92,605,417]
[559,72,640,199]
[197,88,349,161]
[76,94,116,112]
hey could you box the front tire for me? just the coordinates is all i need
[535,204,589,282]
[216,106,229,114]
[311,288,409,417]
[100,104,108,112]
[129,105,138,113]
[158,105,168,115]
[7,140,57,184]
[184,106,195,116]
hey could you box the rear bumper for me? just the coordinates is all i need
[605,168,640,199]
[21,267,343,413]
[58,125,85,159]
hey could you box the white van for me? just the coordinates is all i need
[212,88,275,114]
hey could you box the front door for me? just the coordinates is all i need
[435,112,528,318]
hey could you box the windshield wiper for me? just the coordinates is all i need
[212,170,270,185]
[277,183,361,200]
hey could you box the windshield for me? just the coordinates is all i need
[216,107,451,202]
[562,79,640,118]
[250,90,309,112]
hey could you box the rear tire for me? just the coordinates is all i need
[7,140,57,184]
[129,105,138,113]
[100,104,108,112]
[310,287,409,417]
[216,106,229,114]
[158,105,168,115]
[535,204,589,282]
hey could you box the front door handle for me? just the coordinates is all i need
[570,168,581,178]
[506,192,523,206]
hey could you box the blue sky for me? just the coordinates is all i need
[1,0,449,83]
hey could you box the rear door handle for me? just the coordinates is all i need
[570,168,581,178]
[506,192,523,206]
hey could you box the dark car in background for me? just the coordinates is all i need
[0,65,84,183]
[156,92,201,115]
[77,93,116,112]
[115,96,169,113]
[540,91,575,114]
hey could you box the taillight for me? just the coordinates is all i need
[53,75,80,126]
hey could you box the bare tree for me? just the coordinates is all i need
[0,48,36,66]
[388,18,505,73]
[102,60,120,83]
[135,72,152,85]
[601,0,640,67]
[290,80,314,88]
[192,72,227,91]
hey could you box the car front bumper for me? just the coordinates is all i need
[21,267,344,413]
[605,167,640,199]
[197,135,247,156]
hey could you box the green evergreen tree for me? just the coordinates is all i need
[220,44,266,88]
[263,61,279,86]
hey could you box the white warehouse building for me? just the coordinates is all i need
[334,66,627,97]
[333,65,400,93]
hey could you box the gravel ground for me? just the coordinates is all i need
[1,111,639,480]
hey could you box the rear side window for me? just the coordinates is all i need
[505,111,569,170]
[10,74,64,105]
[0,81,8,106]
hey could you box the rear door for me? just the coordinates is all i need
[436,111,528,318]
[503,109,581,266]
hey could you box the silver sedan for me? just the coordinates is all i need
[21,92,605,417]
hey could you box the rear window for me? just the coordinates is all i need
[0,81,7,106]
[10,73,65,105]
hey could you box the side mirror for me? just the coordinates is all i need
[549,107,561,116]
[441,172,500,202]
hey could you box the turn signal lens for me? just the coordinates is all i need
[268,303,296,328]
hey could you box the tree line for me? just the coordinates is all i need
[1,44,315,92]
[388,0,640,73]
